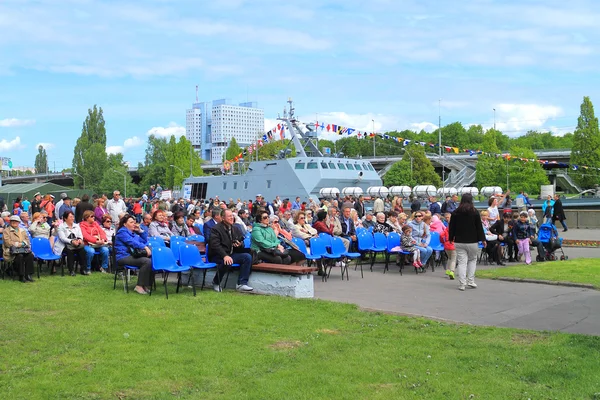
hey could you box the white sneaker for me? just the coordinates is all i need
[458,285,466,291]
[467,282,478,288]
[213,284,222,292]
[236,284,253,292]
[335,261,341,268]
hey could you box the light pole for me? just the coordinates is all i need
[72,172,85,190]
[170,164,184,177]
[506,157,509,191]
[438,99,442,158]
[113,169,126,198]
[372,119,376,157]
[403,148,414,179]
[493,108,496,130]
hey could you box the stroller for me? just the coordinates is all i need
[537,222,568,261]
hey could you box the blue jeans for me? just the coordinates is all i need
[84,245,109,270]
[212,252,252,286]
[418,245,433,264]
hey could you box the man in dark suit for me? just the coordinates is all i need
[490,213,518,262]
[208,209,253,292]
[353,195,365,219]
[203,209,222,242]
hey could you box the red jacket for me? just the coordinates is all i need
[440,227,455,251]
[80,221,108,245]
[312,220,333,235]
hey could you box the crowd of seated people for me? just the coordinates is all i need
[3,188,561,295]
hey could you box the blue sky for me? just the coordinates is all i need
[1,0,600,170]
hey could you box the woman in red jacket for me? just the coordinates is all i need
[80,210,110,273]
[312,210,334,235]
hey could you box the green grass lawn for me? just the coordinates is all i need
[477,259,600,289]
[1,274,600,399]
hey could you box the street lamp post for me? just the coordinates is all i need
[493,108,496,130]
[72,172,85,190]
[170,164,184,177]
[506,156,509,191]
[113,169,126,198]
[372,119,376,157]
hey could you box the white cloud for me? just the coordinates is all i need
[265,118,278,131]
[35,142,55,150]
[0,136,24,151]
[493,104,563,136]
[106,135,145,155]
[123,136,144,148]
[0,118,35,127]
[106,145,123,155]
[411,122,439,133]
[146,122,186,138]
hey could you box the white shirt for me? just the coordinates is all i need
[488,206,499,222]
[106,198,127,222]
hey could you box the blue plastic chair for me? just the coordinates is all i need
[170,235,185,242]
[371,232,388,272]
[188,234,204,243]
[428,231,445,270]
[291,237,321,268]
[178,244,217,293]
[384,232,408,275]
[330,236,360,280]
[169,240,186,263]
[148,236,166,248]
[111,243,141,293]
[31,237,62,278]
[310,237,345,282]
[356,232,376,277]
[355,227,367,236]
[318,232,333,248]
[151,247,192,299]
[243,237,251,248]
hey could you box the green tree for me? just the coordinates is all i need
[72,105,107,192]
[224,137,243,162]
[256,140,296,161]
[98,153,136,197]
[506,146,549,195]
[383,145,441,187]
[34,145,48,174]
[571,96,600,188]
[476,130,506,190]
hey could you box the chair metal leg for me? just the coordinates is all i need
[163,272,169,299]
[191,270,196,297]
[384,253,390,273]
[176,273,181,294]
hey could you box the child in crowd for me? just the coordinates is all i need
[440,213,456,279]
[513,211,534,265]
[401,225,422,271]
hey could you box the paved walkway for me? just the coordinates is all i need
[314,245,600,336]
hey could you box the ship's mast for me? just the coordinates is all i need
[277,98,323,158]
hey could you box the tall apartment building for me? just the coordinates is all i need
[185,98,264,164]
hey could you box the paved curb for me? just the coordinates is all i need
[496,277,596,290]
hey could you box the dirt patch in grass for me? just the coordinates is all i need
[270,340,303,350]
[316,328,340,335]
[511,332,550,345]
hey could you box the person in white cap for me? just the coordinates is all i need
[30,192,42,214]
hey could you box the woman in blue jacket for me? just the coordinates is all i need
[115,214,152,295]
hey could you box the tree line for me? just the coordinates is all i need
[26,97,599,196]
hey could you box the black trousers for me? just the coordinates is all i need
[64,247,88,272]
[258,250,292,265]
[486,240,503,263]
[289,248,306,264]
[117,256,153,287]
[501,237,517,258]
[13,253,34,277]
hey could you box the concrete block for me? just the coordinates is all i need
[182,269,314,298]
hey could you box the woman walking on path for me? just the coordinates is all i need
[552,194,568,232]
[448,193,486,291]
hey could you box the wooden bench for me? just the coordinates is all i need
[253,263,318,274]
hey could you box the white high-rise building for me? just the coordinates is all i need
[186,98,264,164]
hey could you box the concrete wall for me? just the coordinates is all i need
[532,209,600,229]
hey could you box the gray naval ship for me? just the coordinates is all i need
[184,99,382,202]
